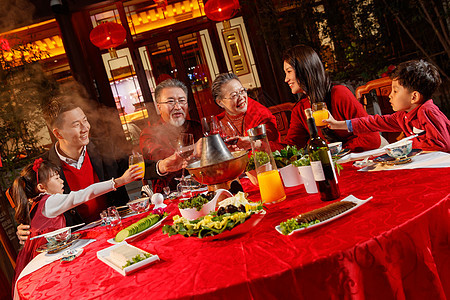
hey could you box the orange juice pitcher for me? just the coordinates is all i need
[247,124,286,204]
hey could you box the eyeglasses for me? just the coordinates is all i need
[223,87,248,101]
[158,99,188,106]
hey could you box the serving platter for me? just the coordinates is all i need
[201,210,266,241]
[97,242,159,276]
[275,195,373,236]
[36,233,81,254]
[107,215,168,244]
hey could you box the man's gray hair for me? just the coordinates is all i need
[154,79,188,103]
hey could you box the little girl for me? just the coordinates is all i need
[12,158,142,283]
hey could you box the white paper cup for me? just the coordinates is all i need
[298,166,318,194]
[279,164,303,187]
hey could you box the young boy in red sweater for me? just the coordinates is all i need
[323,60,450,152]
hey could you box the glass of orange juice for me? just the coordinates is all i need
[129,153,145,179]
[312,102,329,127]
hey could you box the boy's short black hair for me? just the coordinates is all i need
[390,59,441,101]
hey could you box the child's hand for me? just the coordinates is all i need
[322,111,349,130]
[115,165,144,187]
[17,224,30,245]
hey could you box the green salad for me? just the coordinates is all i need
[163,203,264,238]
[178,194,210,211]
[279,218,320,235]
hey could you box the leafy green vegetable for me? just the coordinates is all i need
[291,156,310,167]
[123,253,152,268]
[162,205,264,238]
[178,194,210,211]
[279,218,320,235]
[272,145,304,168]
[246,151,270,172]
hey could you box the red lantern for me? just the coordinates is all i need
[89,22,126,50]
[204,0,240,22]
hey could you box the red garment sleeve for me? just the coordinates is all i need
[284,100,310,148]
[416,107,450,152]
[331,86,381,152]
[351,113,403,133]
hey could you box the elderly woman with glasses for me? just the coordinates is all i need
[212,73,280,150]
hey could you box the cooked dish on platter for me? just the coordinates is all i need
[276,195,373,235]
[163,192,264,239]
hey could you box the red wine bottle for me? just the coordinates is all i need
[305,108,340,201]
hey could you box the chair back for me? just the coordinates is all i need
[355,77,403,143]
[355,77,393,115]
[269,102,295,142]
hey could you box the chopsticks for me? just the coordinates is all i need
[29,223,85,240]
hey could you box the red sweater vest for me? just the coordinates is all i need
[61,151,107,223]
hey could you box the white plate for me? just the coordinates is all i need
[275,195,373,236]
[97,242,159,276]
[107,215,168,244]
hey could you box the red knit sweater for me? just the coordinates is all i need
[61,151,107,223]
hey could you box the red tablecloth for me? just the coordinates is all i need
[17,166,450,300]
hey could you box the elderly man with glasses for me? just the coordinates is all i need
[139,79,203,193]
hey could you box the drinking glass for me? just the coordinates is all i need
[175,133,194,186]
[163,186,171,198]
[312,102,329,127]
[220,120,240,146]
[107,206,122,228]
[100,210,110,227]
[129,152,145,179]
[201,115,219,136]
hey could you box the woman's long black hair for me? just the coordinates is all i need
[282,45,331,104]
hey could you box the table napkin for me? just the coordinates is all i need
[358,152,450,172]
[14,239,96,300]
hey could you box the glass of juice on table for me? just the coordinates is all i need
[312,102,329,127]
[247,124,286,204]
[129,152,145,179]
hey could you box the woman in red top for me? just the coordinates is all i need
[282,45,381,152]
[211,72,281,151]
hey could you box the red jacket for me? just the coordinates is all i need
[284,85,381,152]
[216,98,281,150]
[352,99,450,152]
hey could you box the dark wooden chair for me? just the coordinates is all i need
[269,102,295,143]
[355,77,403,143]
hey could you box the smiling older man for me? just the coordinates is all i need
[139,79,203,193]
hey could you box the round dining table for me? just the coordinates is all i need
[16,164,450,300]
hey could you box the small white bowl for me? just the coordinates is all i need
[328,142,343,156]
[179,189,232,220]
[45,227,71,245]
[386,140,413,159]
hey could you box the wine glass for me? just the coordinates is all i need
[175,133,194,186]
[201,115,219,136]
[220,120,240,146]
[129,152,145,179]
